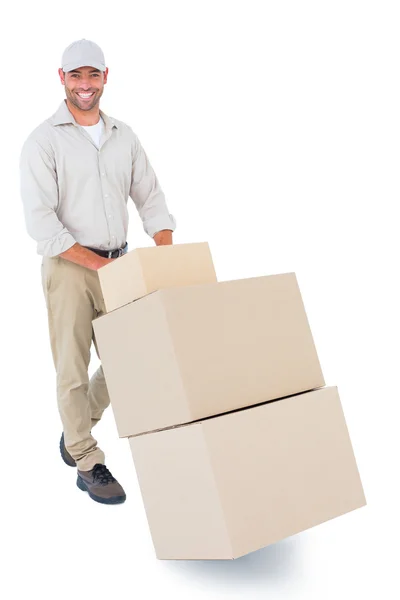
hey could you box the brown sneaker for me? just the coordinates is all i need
[77,464,126,505]
[60,432,76,467]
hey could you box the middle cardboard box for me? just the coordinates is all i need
[93,271,325,438]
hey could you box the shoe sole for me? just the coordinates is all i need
[60,433,76,467]
[76,475,126,505]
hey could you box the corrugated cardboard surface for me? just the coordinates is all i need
[93,272,325,437]
[98,241,217,312]
[129,386,366,560]
[98,250,146,313]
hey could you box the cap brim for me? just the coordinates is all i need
[62,61,105,72]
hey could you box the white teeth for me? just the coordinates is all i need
[78,93,94,98]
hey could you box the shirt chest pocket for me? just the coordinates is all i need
[100,145,133,194]
[55,135,132,195]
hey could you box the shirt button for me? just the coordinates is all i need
[105,194,109,197]
[108,214,112,218]
[102,172,105,176]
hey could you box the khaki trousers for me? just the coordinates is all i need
[41,256,110,471]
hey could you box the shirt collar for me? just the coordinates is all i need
[50,99,118,130]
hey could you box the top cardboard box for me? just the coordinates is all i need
[98,241,217,312]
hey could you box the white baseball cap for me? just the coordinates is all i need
[61,38,106,72]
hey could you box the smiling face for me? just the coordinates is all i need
[58,66,108,112]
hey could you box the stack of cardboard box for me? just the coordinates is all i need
[93,242,366,560]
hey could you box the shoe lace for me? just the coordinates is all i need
[92,464,116,485]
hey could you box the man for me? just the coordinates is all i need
[19,39,176,505]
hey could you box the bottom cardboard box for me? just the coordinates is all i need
[129,386,366,560]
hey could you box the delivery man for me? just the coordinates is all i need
[19,39,176,505]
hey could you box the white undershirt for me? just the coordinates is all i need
[81,117,104,148]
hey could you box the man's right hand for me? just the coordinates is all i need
[96,257,116,270]
[59,243,116,271]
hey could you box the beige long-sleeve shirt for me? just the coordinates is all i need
[19,99,176,257]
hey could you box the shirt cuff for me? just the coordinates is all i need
[143,214,177,238]
[37,230,77,257]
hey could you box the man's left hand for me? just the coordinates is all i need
[153,229,173,246]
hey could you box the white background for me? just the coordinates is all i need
[1,0,399,598]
